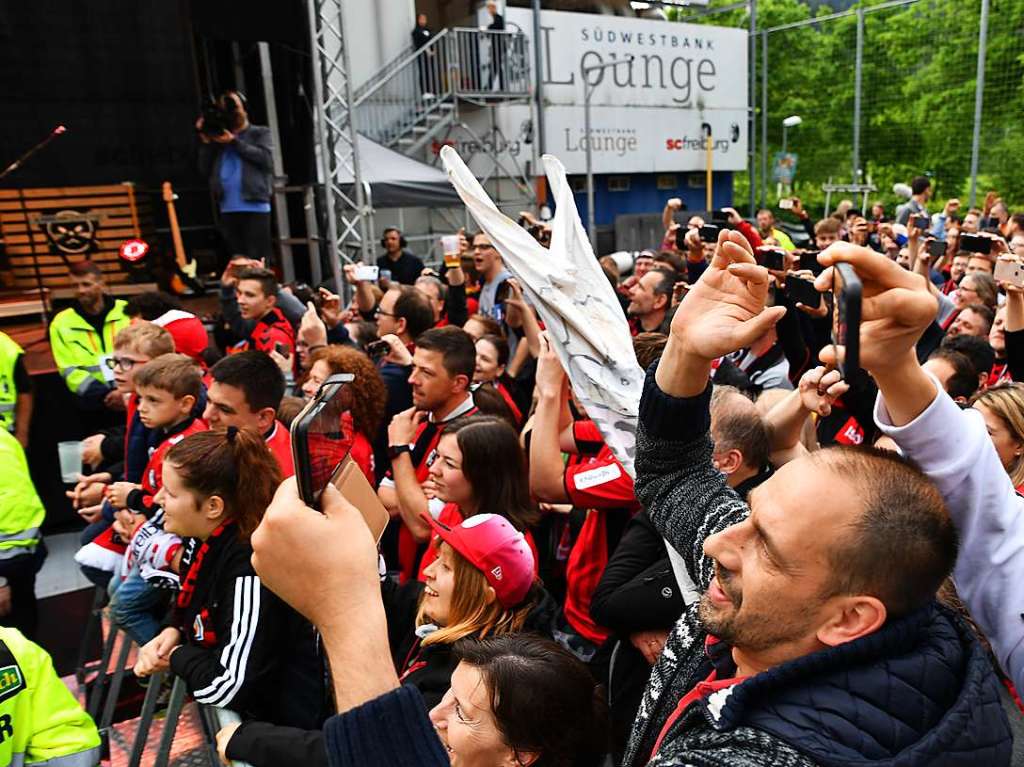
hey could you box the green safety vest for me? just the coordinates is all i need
[0,627,100,767]
[0,334,22,435]
[0,432,44,560]
[48,300,129,397]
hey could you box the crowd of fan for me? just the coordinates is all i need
[51,181,1024,766]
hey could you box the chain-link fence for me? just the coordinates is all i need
[753,0,1024,215]
[675,0,1023,215]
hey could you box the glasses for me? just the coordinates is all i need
[374,306,397,318]
[106,356,144,371]
[472,244,495,251]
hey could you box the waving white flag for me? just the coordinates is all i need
[441,146,643,477]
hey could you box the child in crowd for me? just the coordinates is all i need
[134,429,325,730]
[104,355,207,646]
[72,323,175,587]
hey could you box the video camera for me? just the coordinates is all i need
[198,96,240,137]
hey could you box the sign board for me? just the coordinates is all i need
[771,152,797,184]
[455,8,749,175]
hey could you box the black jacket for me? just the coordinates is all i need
[168,523,326,729]
[198,125,274,205]
[623,366,1012,766]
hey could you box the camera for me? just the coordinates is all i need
[198,97,238,136]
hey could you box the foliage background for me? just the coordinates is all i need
[668,0,1024,218]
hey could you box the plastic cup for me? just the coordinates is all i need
[58,441,83,483]
[441,235,461,268]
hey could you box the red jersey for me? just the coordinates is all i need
[494,381,523,425]
[229,308,295,357]
[265,420,295,478]
[394,398,478,582]
[126,417,208,516]
[561,420,640,645]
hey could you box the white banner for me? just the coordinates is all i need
[445,8,749,175]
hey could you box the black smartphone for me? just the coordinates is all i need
[291,373,355,510]
[274,342,291,358]
[799,250,823,275]
[757,247,786,271]
[960,233,993,255]
[699,224,721,243]
[366,339,390,362]
[912,214,930,230]
[785,276,821,308]
[711,209,730,224]
[832,263,862,378]
[926,239,946,259]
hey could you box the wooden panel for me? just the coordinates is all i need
[3,227,141,245]
[0,185,133,200]
[0,195,138,212]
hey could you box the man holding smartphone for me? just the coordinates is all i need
[896,176,932,226]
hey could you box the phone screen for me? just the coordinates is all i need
[757,247,785,271]
[699,224,721,243]
[291,373,355,509]
[832,263,862,378]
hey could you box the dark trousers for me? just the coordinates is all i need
[0,545,47,641]
[220,211,272,264]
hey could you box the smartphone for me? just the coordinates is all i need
[994,259,1024,288]
[799,250,823,275]
[291,373,356,510]
[699,224,721,243]
[379,268,392,284]
[366,339,390,362]
[911,214,930,231]
[779,198,794,211]
[274,342,291,358]
[785,276,821,308]
[757,247,786,271]
[330,455,390,543]
[960,233,993,255]
[832,263,862,378]
[711,209,730,224]
[926,239,946,259]
[355,265,380,282]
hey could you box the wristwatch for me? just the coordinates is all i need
[388,444,411,460]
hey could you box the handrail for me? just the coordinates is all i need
[353,43,415,101]
[353,28,451,108]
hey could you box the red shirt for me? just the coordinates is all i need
[129,418,209,515]
[560,420,639,645]
[230,308,295,357]
[265,420,295,478]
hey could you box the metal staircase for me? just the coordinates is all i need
[350,27,531,158]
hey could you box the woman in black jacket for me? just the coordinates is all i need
[133,427,326,729]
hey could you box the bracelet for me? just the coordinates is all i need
[388,444,411,460]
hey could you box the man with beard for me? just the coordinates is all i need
[623,230,1012,766]
[627,268,676,336]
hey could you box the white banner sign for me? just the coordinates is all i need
[452,9,749,175]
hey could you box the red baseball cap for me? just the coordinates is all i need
[424,513,535,609]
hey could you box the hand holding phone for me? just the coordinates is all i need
[831,262,862,378]
[994,258,1024,289]
[355,264,380,282]
[779,198,794,211]
[911,214,930,231]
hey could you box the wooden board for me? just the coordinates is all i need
[0,183,149,292]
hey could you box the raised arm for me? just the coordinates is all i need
[641,230,786,586]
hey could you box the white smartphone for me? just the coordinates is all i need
[994,259,1024,288]
[355,265,380,282]
[779,198,794,210]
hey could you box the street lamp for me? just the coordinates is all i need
[583,55,634,252]
[781,115,802,155]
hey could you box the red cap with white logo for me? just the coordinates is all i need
[423,513,535,608]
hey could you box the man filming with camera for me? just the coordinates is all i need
[197,91,274,264]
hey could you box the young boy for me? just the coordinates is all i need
[226,267,294,356]
[104,355,207,645]
[72,323,175,586]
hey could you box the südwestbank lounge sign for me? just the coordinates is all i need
[490,8,749,174]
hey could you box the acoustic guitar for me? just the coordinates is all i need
[162,181,200,295]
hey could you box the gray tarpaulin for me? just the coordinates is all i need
[341,135,462,208]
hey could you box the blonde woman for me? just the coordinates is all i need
[971,382,1024,491]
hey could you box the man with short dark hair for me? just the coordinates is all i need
[755,209,795,251]
[220,266,294,356]
[924,348,979,404]
[378,327,477,581]
[948,303,994,339]
[205,351,293,476]
[709,386,770,491]
[896,175,932,225]
[623,231,1009,766]
[376,228,425,286]
[50,261,130,416]
[627,269,676,336]
[374,286,436,426]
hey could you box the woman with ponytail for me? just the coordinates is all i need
[133,427,326,729]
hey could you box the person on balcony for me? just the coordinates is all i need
[412,14,437,99]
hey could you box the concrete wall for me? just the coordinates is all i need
[344,0,417,90]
